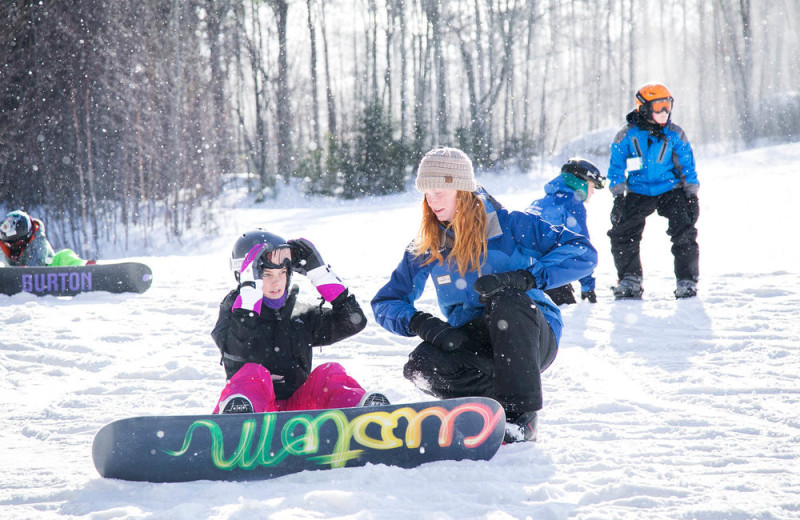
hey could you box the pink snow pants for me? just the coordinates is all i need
[213,362,366,413]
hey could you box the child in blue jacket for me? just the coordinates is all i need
[527,158,606,304]
[607,83,700,299]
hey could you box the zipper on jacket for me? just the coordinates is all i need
[657,141,668,163]
[632,137,643,157]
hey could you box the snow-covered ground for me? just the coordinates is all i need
[2,143,799,520]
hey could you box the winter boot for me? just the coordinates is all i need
[544,283,576,305]
[219,394,254,414]
[358,392,390,407]
[612,275,643,300]
[503,411,538,443]
[674,279,697,299]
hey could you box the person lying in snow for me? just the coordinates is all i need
[0,209,90,267]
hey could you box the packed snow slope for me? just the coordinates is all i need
[2,143,799,520]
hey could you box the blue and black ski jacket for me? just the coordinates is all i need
[608,111,698,197]
[371,188,597,344]
[526,175,596,292]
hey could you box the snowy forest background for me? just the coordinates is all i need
[1,0,799,258]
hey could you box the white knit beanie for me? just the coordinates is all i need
[415,147,477,192]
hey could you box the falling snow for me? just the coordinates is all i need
[2,143,799,519]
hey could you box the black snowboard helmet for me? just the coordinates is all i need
[0,210,33,244]
[561,158,606,190]
[230,229,292,283]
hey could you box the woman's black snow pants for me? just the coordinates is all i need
[403,288,557,419]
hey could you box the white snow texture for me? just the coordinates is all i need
[2,143,799,519]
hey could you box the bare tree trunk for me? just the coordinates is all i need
[738,0,754,145]
[628,0,635,92]
[319,0,337,137]
[384,0,396,115]
[306,0,322,174]
[538,9,556,156]
[240,1,272,188]
[270,0,292,177]
[398,0,408,144]
[70,89,90,259]
[523,1,535,137]
[135,109,146,228]
[422,0,447,143]
[715,0,755,146]
[206,0,233,174]
[501,0,518,147]
[168,0,183,235]
[413,1,432,152]
[368,0,379,102]
[697,0,709,142]
[474,0,485,99]
[84,88,98,255]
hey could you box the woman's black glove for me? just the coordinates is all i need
[610,196,625,227]
[287,238,324,276]
[473,270,536,302]
[408,311,468,352]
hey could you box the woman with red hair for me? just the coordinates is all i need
[372,147,597,443]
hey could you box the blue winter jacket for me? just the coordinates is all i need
[371,188,597,344]
[608,112,698,196]
[526,175,596,292]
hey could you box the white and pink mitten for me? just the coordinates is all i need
[232,244,265,314]
[307,264,346,302]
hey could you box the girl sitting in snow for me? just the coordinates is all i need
[210,230,388,413]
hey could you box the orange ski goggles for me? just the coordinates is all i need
[649,97,673,113]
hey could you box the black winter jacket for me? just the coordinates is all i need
[210,285,367,399]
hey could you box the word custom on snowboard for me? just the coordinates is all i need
[92,397,506,482]
[165,400,503,471]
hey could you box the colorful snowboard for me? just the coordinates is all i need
[92,397,505,482]
[0,262,152,296]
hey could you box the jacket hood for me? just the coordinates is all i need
[544,175,574,196]
[475,186,503,240]
[627,109,669,137]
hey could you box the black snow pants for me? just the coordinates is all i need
[403,288,558,418]
[607,188,699,282]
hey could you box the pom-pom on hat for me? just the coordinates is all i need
[415,147,477,192]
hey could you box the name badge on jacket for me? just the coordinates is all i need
[626,157,642,171]
[435,274,451,285]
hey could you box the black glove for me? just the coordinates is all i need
[287,238,325,275]
[610,196,625,227]
[408,312,468,352]
[473,270,536,302]
[686,194,699,223]
[581,290,597,303]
